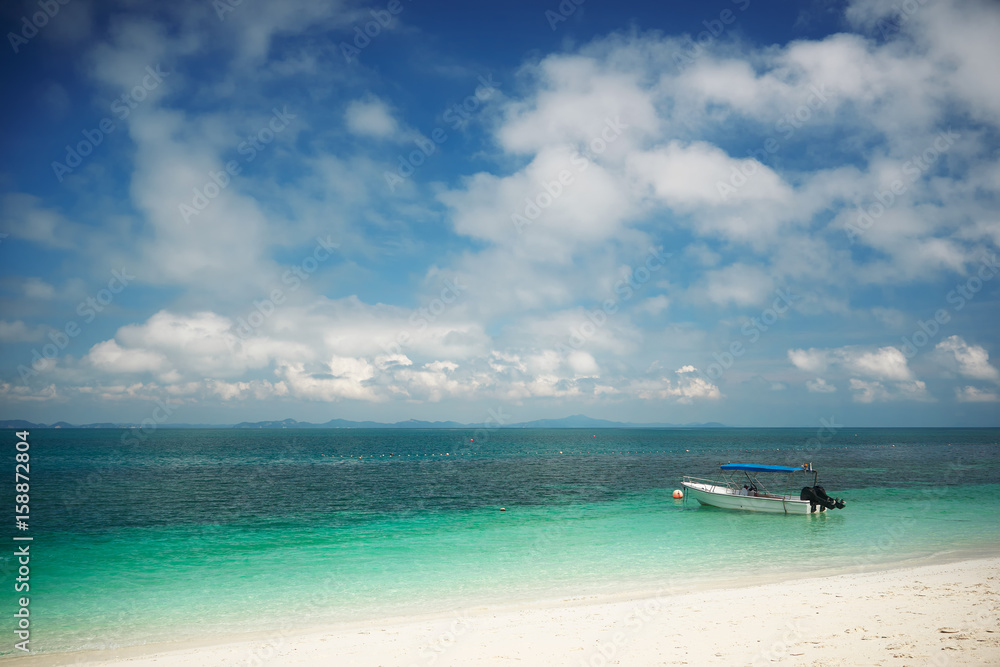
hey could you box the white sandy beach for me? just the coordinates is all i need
[9,556,999,666]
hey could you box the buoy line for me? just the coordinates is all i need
[315,442,976,458]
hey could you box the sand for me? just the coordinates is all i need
[8,556,999,666]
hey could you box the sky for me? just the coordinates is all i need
[1,0,998,427]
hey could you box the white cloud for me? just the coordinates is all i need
[278,357,379,402]
[701,264,774,307]
[848,378,932,403]
[85,16,178,91]
[847,0,1000,122]
[497,54,659,156]
[788,348,829,374]
[806,377,836,393]
[848,347,913,381]
[344,98,400,139]
[374,353,413,370]
[0,194,88,250]
[627,374,722,404]
[22,278,56,300]
[394,360,467,402]
[566,350,599,376]
[208,379,287,401]
[0,382,58,402]
[83,311,300,381]
[59,305,724,408]
[636,295,670,316]
[629,141,792,208]
[86,340,168,374]
[935,335,1000,382]
[203,0,354,66]
[440,144,635,261]
[955,386,1000,403]
[871,307,907,328]
[0,320,45,343]
[788,345,913,381]
[6,1,1000,426]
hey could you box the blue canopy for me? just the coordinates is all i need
[721,463,805,473]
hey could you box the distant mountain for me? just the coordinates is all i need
[231,418,303,429]
[509,414,727,428]
[230,414,729,429]
[4,415,729,429]
[233,418,483,429]
[0,419,37,429]
[0,420,227,429]
[508,414,626,429]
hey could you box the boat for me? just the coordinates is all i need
[681,463,846,514]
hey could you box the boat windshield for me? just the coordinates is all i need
[721,470,781,496]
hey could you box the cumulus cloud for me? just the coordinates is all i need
[790,345,932,402]
[439,144,635,262]
[848,347,913,381]
[86,339,169,374]
[5,0,1000,423]
[935,335,1000,382]
[208,379,288,401]
[628,141,792,208]
[626,373,722,404]
[496,54,659,156]
[278,356,379,402]
[788,345,913,381]
[54,304,722,410]
[787,349,830,375]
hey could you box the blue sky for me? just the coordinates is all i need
[1,0,999,426]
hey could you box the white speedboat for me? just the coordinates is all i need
[681,463,846,514]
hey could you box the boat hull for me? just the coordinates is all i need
[681,481,816,514]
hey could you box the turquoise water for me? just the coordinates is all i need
[2,428,999,655]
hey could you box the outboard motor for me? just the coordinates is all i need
[817,486,846,509]
[800,485,846,510]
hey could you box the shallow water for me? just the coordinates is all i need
[3,427,999,654]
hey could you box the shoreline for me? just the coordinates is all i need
[6,553,998,666]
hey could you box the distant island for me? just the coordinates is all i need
[0,414,727,430]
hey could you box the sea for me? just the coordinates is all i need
[2,427,999,657]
